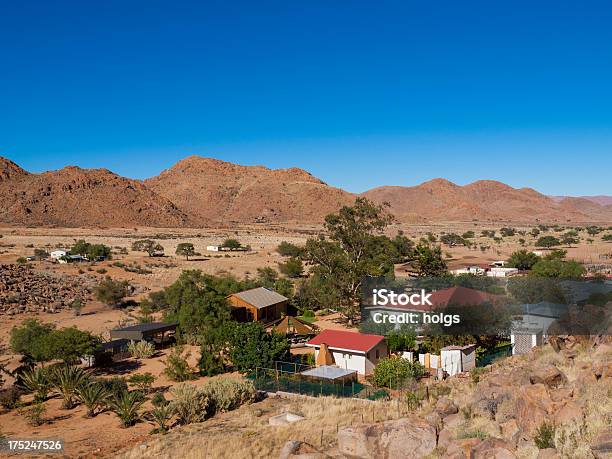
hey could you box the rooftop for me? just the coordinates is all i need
[301,365,357,381]
[307,329,385,353]
[112,322,177,333]
[230,287,288,309]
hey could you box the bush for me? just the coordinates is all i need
[276,241,303,257]
[151,392,168,407]
[76,382,109,417]
[372,357,426,388]
[51,365,91,409]
[20,367,51,403]
[128,340,155,359]
[170,384,211,425]
[0,387,21,410]
[127,373,155,394]
[19,402,46,426]
[109,391,145,427]
[9,319,55,362]
[278,257,303,278]
[200,378,256,413]
[534,422,555,449]
[97,377,128,398]
[163,346,195,382]
[70,299,84,316]
[150,403,174,433]
[16,257,27,264]
[94,277,129,307]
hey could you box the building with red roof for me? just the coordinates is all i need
[306,329,388,375]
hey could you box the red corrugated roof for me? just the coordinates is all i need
[429,286,502,307]
[307,329,384,353]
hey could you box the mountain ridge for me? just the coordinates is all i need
[0,155,610,226]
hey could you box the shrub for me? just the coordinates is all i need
[9,319,55,363]
[534,422,555,449]
[278,257,303,278]
[128,340,155,359]
[94,276,129,307]
[51,365,91,409]
[170,384,211,425]
[70,298,84,316]
[20,367,51,403]
[458,429,488,440]
[372,357,426,388]
[150,403,174,433]
[200,378,255,413]
[96,268,107,274]
[276,241,303,257]
[163,346,195,382]
[109,391,145,427]
[127,373,155,394]
[470,367,488,384]
[97,377,128,398]
[151,392,168,407]
[0,387,21,410]
[16,257,27,264]
[76,382,109,417]
[19,402,46,426]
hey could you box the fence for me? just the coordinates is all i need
[249,364,390,401]
[477,344,512,367]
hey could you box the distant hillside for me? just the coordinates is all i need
[144,156,354,224]
[0,158,188,227]
[0,155,610,226]
[551,195,612,206]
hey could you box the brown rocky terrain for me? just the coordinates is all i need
[362,179,612,223]
[144,156,354,225]
[0,264,94,314]
[0,155,610,226]
[0,158,189,227]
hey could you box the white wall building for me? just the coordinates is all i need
[306,329,388,375]
[50,250,67,260]
[440,344,476,376]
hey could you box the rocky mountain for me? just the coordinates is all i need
[0,155,610,226]
[0,159,188,227]
[144,156,354,224]
[361,179,612,223]
[552,195,612,206]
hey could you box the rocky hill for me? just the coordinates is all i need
[0,155,610,226]
[144,156,354,225]
[361,179,612,223]
[0,158,188,227]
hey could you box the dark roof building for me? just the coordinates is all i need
[110,322,177,342]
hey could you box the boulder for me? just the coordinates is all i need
[500,419,520,446]
[554,400,583,424]
[537,448,560,459]
[337,417,437,459]
[590,428,612,459]
[445,438,482,458]
[435,397,459,417]
[279,441,329,459]
[515,384,553,436]
[529,365,567,388]
[437,427,454,450]
[471,438,516,458]
[442,413,464,429]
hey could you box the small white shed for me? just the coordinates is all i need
[440,344,477,377]
[50,250,67,260]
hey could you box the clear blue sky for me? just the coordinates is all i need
[1,0,611,195]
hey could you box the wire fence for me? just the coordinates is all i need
[248,363,390,400]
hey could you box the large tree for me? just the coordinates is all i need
[301,198,410,322]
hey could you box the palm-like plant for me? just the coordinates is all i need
[109,391,145,427]
[76,382,109,417]
[150,403,174,433]
[51,366,91,409]
[20,367,51,403]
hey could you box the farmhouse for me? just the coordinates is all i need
[306,329,388,376]
[228,287,288,323]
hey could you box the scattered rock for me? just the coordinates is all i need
[471,437,516,458]
[500,419,520,446]
[435,397,459,417]
[537,448,560,459]
[529,365,567,388]
[515,384,553,436]
[590,428,612,459]
[279,440,329,459]
[337,418,436,458]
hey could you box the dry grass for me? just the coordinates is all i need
[116,394,425,459]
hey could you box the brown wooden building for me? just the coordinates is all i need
[228,287,289,324]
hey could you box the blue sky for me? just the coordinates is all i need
[1,0,611,195]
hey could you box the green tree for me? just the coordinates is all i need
[255,267,278,287]
[10,320,55,362]
[94,277,129,307]
[531,258,585,278]
[301,198,407,322]
[407,243,448,277]
[278,257,303,278]
[535,236,561,249]
[227,323,290,372]
[162,270,231,338]
[175,243,196,260]
[45,327,101,364]
[131,239,164,256]
[506,250,540,270]
[372,357,425,388]
[276,241,304,257]
[221,239,242,250]
[440,233,466,247]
